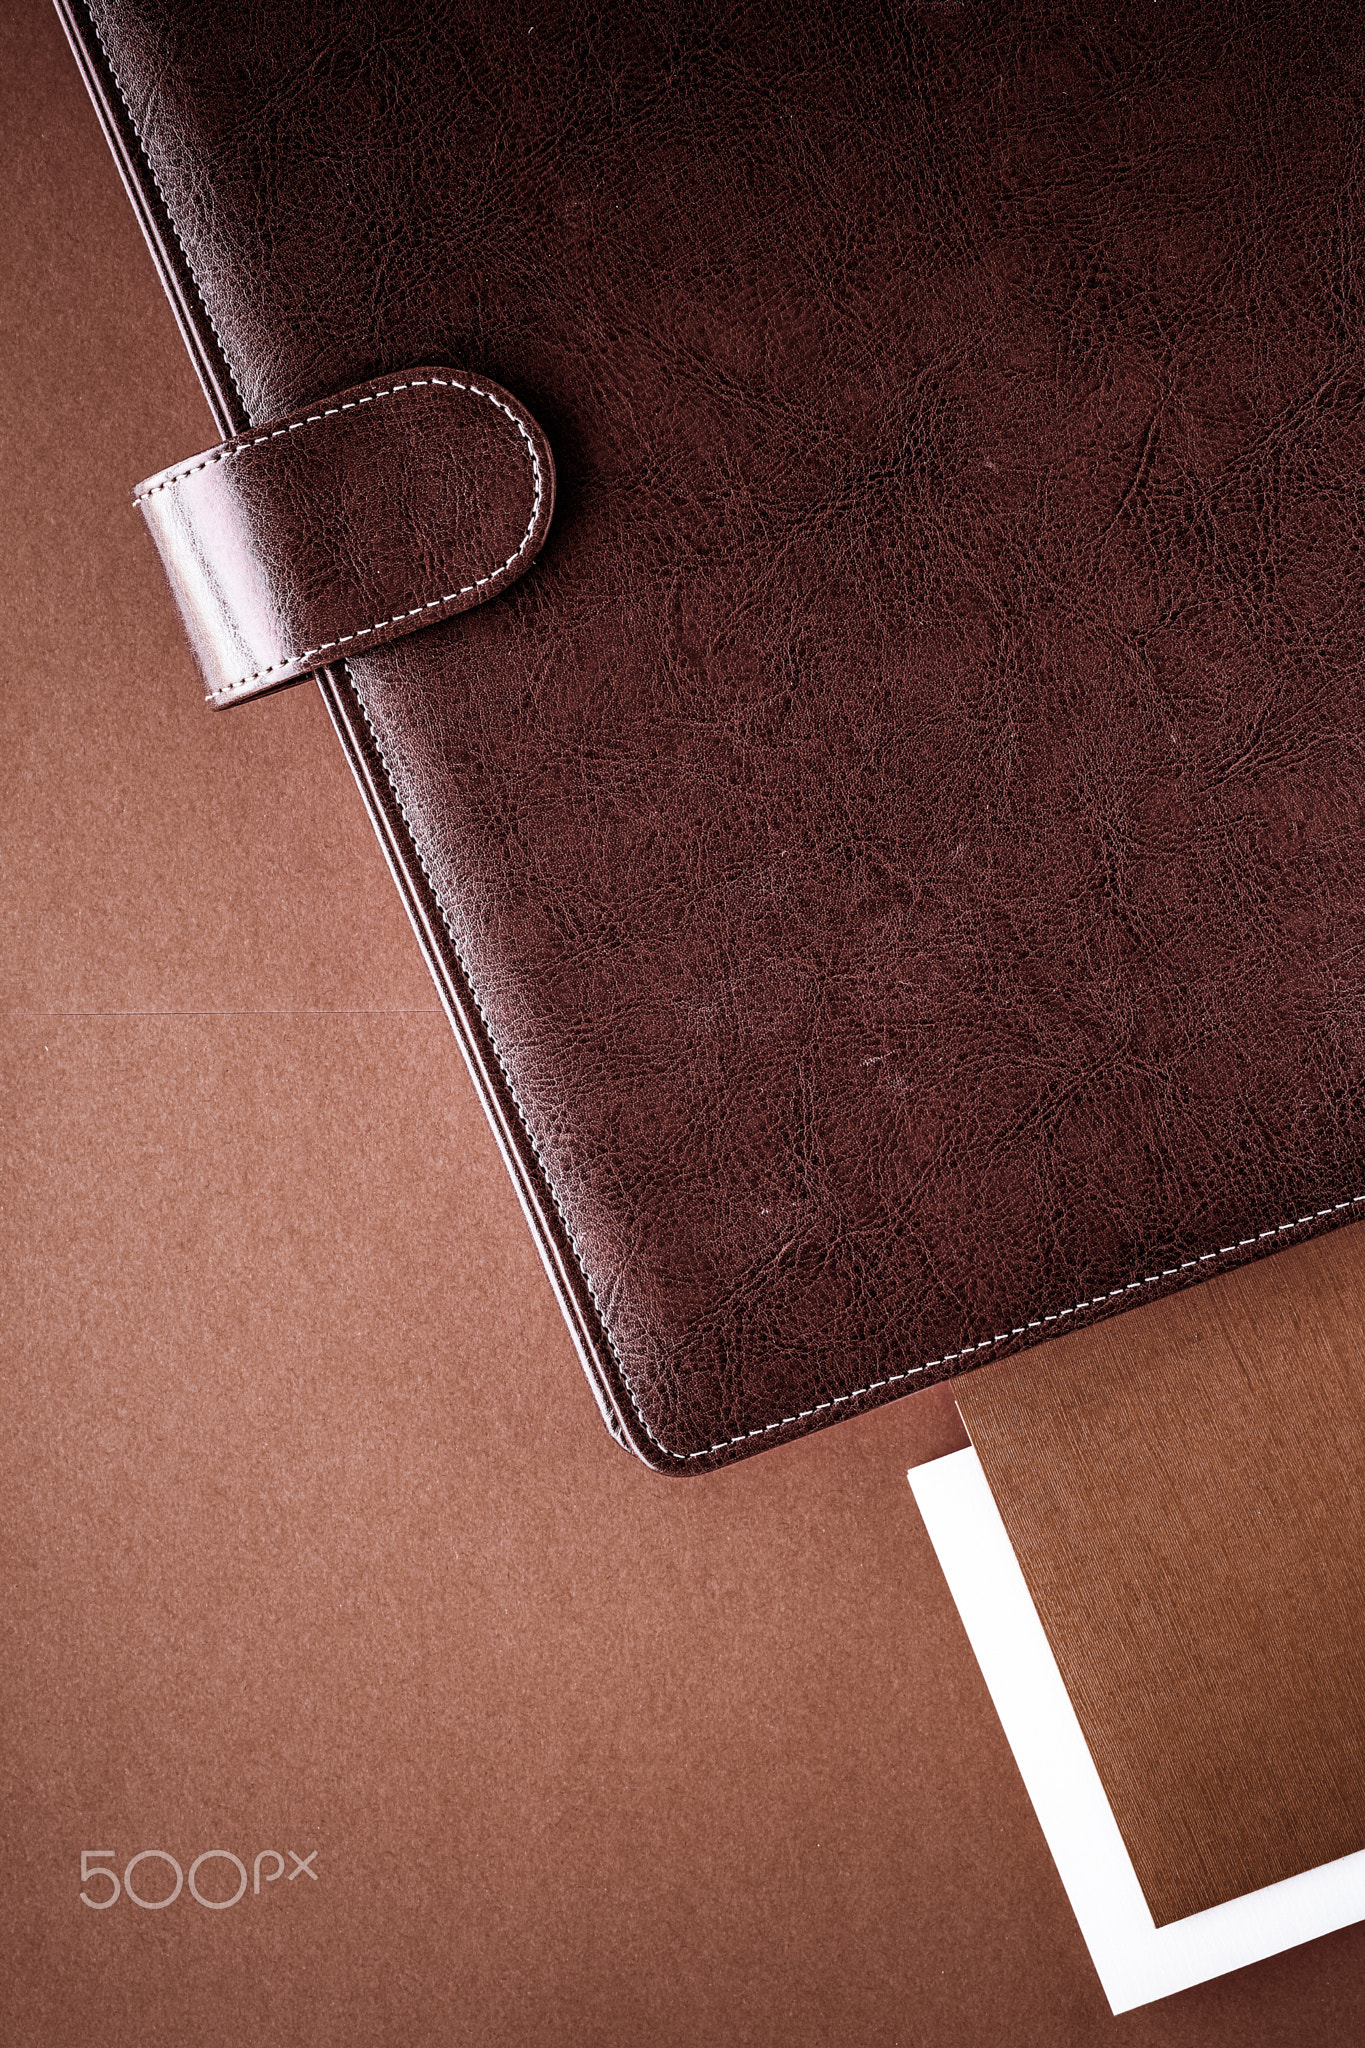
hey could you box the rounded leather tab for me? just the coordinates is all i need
[134,368,556,706]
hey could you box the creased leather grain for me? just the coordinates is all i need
[956,1232,1365,1926]
[63,0,1365,1468]
[135,370,555,704]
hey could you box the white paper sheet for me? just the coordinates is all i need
[908,1448,1365,2013]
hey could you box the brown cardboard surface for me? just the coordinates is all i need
[956,1235,1365,1928]
[8,0,1365,2039]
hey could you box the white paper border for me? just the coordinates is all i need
[909,1448,1365,2013]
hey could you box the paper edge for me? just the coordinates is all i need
[909,1447,1365,2013]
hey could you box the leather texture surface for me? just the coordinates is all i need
[135,370,555,705]
[956,1232,1365,1926]
[62,0,1365,1469]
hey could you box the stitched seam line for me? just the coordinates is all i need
[133,378,543,698]
[681,1192,1365,1457]
[342,660,684,1463]
[86,5,251,420]
[340,691,1365,1467]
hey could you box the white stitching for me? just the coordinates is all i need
[332,698,1365,1469]
[132,379,544,699]
[87,7,251,421]
[676,1192,1365,1458]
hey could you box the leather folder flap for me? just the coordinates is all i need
[134,369,556,706]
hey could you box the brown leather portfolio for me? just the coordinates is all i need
[58,0,1365,1470]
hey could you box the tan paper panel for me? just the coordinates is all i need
[956,1232,1365,1926]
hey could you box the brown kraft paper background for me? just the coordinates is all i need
[8,0,1365,2037]
[957,1234,1365,1928]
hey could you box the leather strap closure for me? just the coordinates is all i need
[134,368,556,707]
